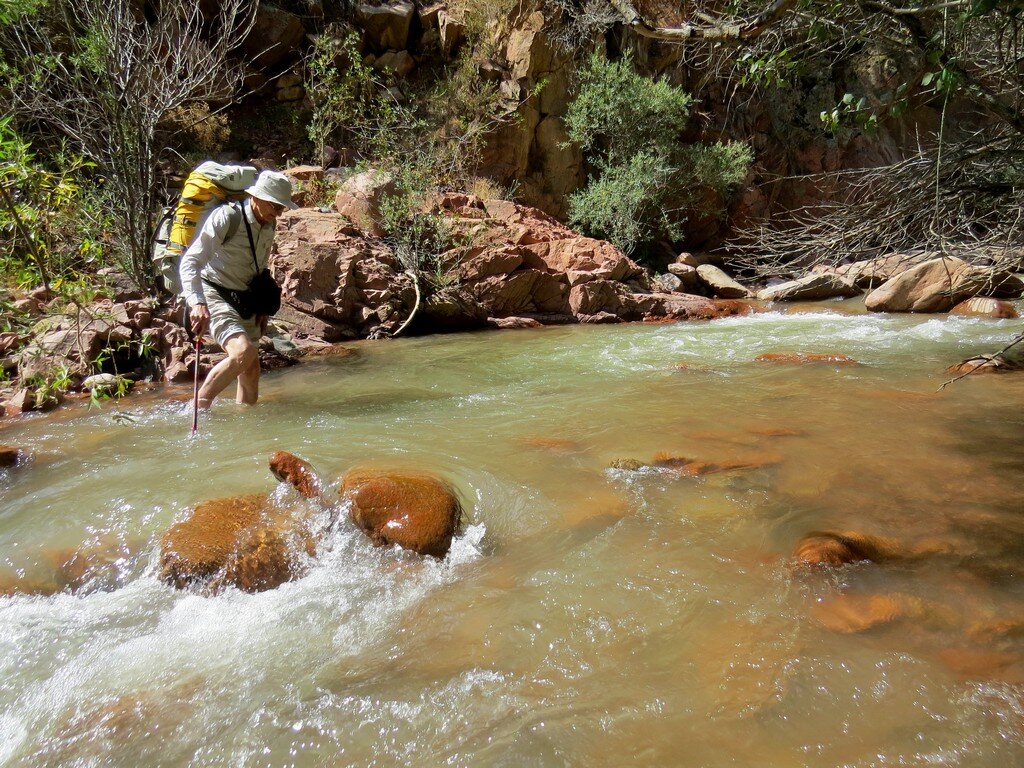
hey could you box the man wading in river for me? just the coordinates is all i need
[179,170,296,408]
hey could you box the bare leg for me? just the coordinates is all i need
[197,334,257,408]
[236,352,261,405]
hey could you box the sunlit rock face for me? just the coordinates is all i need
[865,257,1023,313]
[340,468,462,558]
[949,296,1019,319]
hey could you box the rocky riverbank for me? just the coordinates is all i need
[2,180,1022,420]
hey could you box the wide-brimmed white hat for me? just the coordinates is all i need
[245,170,298,209]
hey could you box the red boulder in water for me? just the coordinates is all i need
[340,468,462,557]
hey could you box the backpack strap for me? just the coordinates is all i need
[223,200,243,244]
[225,200,260,276]
[240,203,259,274]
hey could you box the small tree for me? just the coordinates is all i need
[564,52,751,256]
[1,0,255,292]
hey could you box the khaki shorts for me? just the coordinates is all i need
[205,286,261,350]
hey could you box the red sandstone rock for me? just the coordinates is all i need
[5,388,35,415]
[340,468,462,557]
[490,316,543,329]
[865,257,1023,312]
[650,451,781,475]
[935,647,1024,682]
[333,169,397,236]
[298,344,359,359]
[517,436,580,452]
[791,530,909,567]
[812,594,918,633]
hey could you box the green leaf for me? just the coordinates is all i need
[842,92,855,105]
[921,72,935,86]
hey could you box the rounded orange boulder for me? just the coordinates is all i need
[159,494,314,593]
[339,468,462,557]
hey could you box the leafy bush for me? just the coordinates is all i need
[306,25,380,163]
[563,53,692,162]
[564,53,751,255]
[0,117,103,291]
[568,152,680,256]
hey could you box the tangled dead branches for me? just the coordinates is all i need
[727,132,1024,277]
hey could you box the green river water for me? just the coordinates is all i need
[1,302,1024,767]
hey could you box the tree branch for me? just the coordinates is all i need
[607,0,799,42]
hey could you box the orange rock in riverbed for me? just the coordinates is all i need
[340,468,462,557]
[946,353,1024,375]
[516,435,581,452]
[159,494,315,593]
[949,297,1019,319]
[609,451,781,476]
[935,647,1024,682]
[791,531,904,567]
[747,426,805,438]
[651,451,781,475]
[755,352,859,365]
[269,450,320,498]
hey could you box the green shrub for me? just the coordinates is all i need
[564,53,692,162]
[564,53,751,256]
[0,117,103,291]
[568,151,680,256]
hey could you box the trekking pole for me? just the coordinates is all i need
[185,301,202,436]
[191,334,201,436]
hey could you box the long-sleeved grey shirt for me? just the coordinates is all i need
[179,200,275,308]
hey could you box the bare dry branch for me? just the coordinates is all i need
[607,0,799,42]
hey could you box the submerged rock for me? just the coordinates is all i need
[792,530,959,568]
[791,531,900,567]
[946,353,1024,376]
[812,593,925,634]
[755,352,859,365]
[0,445,25,467]
[609,452,781,476]
[340,468,462,557]
[0,536,142,597]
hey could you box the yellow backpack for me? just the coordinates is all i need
[153,161,257,296]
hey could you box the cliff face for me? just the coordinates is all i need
[234,1,952,249]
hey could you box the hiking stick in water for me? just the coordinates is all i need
[191,334,201,435]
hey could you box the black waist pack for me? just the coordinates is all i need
[203,270,281,319]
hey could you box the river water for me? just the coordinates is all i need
[1,302,1024,767]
